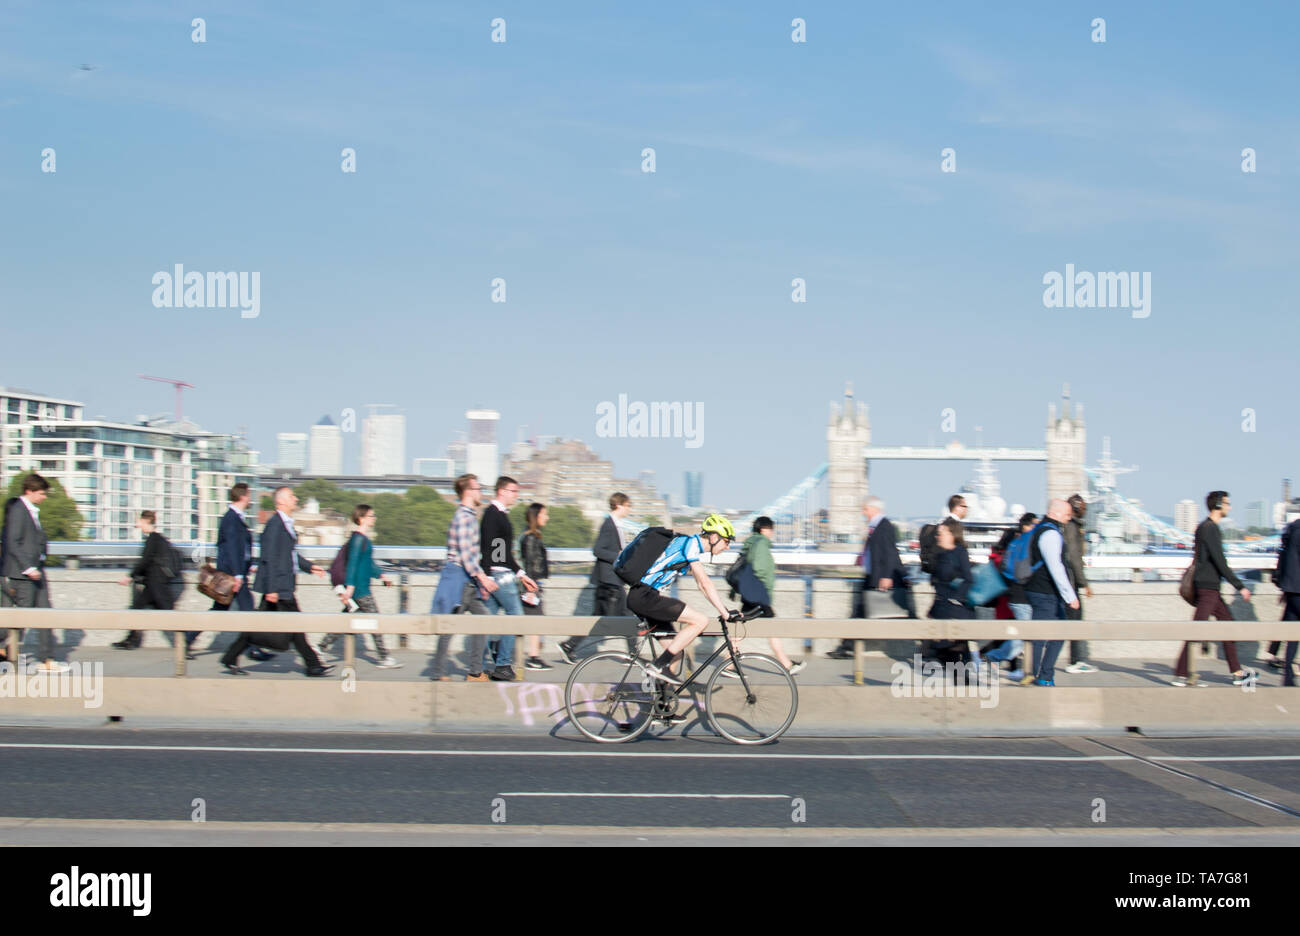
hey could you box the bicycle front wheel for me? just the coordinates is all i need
[564,651,656,743]
[704,653,798,745]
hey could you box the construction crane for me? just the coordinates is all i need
[138,374,195,422]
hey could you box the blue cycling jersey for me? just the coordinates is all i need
[640,534,705,590]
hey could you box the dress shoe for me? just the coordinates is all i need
[305,665,335,677]
[112,639,140,650]
[222,664,248,676]
[489,666,517,682]
[247,647,275,661]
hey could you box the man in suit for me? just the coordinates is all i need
[200,483,272,662]
[829,495,914,659]
[220,486,331,676]
[1274,515,1300,687]
[558,492,632,663]
[0,473,68,672]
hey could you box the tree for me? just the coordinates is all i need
[5,472,83,541]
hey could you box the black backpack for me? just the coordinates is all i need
[612,527,685,587]
[918,523,940,574]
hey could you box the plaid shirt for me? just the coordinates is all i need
[446,504,483,578]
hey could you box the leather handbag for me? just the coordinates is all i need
[197,562,236,606]
[1178,541,1199,606]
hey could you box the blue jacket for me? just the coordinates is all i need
[216,507,253,578]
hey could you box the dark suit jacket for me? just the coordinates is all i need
[1276,519,1300,594]
[860,516,906,588]
[1,496,47,580]
[252,512,311,596]
[589,515,625,587]
[216,507,253,578]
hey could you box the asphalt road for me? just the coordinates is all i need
[2,728,1300,844]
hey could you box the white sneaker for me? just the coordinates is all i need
[644,662,683,686]
[788,660,806,676]
[36,660,72,674]
[1064,662,1098,674]
[375,656,404,669]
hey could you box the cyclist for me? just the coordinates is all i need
[634,514,743,685]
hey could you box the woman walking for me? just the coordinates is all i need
[320,505,399,668]
[518,502,552,670]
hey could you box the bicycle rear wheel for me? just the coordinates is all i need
[564,651,656,743]
[704,653,798,745]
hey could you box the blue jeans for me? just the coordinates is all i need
[431,564,488,678]
[482,571,522,669]
[1027,591,1065,683]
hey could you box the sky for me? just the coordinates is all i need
[2,1,1297,517]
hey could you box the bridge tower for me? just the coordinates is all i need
[827,382,870,543]
[1045,383,1087,505]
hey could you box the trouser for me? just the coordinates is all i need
[220,595,324,670]
[201,577,254,645]
[481,570,521,669]
[431,565,489,678]
[1,575,55,660]
[1174,588,1240,677]
[564,583,630,655]
[837,580,915,654]
[1066,596,1089,663]
[1281,593,1300,686]
[319,593,388,656]
[1027,590,1065,682]
[120,580,174,646]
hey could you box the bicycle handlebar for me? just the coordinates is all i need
[718,607,767,625]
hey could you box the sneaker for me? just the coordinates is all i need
[465,672,490,682]
[1232,669,1259,686]
[1064,661,1098,674]
[1017,674,1036,686]
[1004,669,1024,681]
[557,642,578,665]
[644,661,683,686]
[525,656,553,671]
[1265,656,1285,670]
[375,656,403,669]
[489,666,517,682]
[788,660,806,676]
[36,661,72,674]
[660,711,690,725]
[1171,676,1209,687]
[1034,678,1055,687]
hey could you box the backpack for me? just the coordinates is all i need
[154,539,185,601]
[612,526,685,587]
[329,536,354,588]
[1000,521,1050,584]
[918,523,940,574]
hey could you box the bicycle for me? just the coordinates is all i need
[563,607,798,745]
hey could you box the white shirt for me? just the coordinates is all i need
[277,509,300,573]
[20,495,42,574]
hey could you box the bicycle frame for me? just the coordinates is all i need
[627,612,764,706]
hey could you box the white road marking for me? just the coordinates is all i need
[498,792,789,798]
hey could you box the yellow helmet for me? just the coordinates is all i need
[701,513,735,540]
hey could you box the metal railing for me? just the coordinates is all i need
[5,608,1297,685]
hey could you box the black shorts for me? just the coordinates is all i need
[626,584,683,635]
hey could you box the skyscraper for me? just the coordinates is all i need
[361,405,405,476]
[684,470,702,508]
[276,432,308,471]
[309,415,343,475]
[1174,499,1199,535]
[466,409,500,486]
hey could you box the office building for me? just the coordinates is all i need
[413,457,455,477]
[361,406,405,476]
[309,415,343,475]
[1174,499,1199,535]
[465,409,499,486]
[276,432,308,471]
[684,470,702,508]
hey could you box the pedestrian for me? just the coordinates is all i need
[518,502,552,670]
[202,483,272,663]
[430,474,497,682]
[982,512,1035,679]
[478,476,537,681]
[559,493,632,663]
[830,495,913,659]
[926,519,978,670]
[0,473,68,673]
[740,516,803,673]
[1062,494,1097,674]
[220,486,332,677]
[113,510,176,649]
[1274,514,1300,687]
[319,505,400,668]
[1171,491,1257,687]
[1022,499,1080,687]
